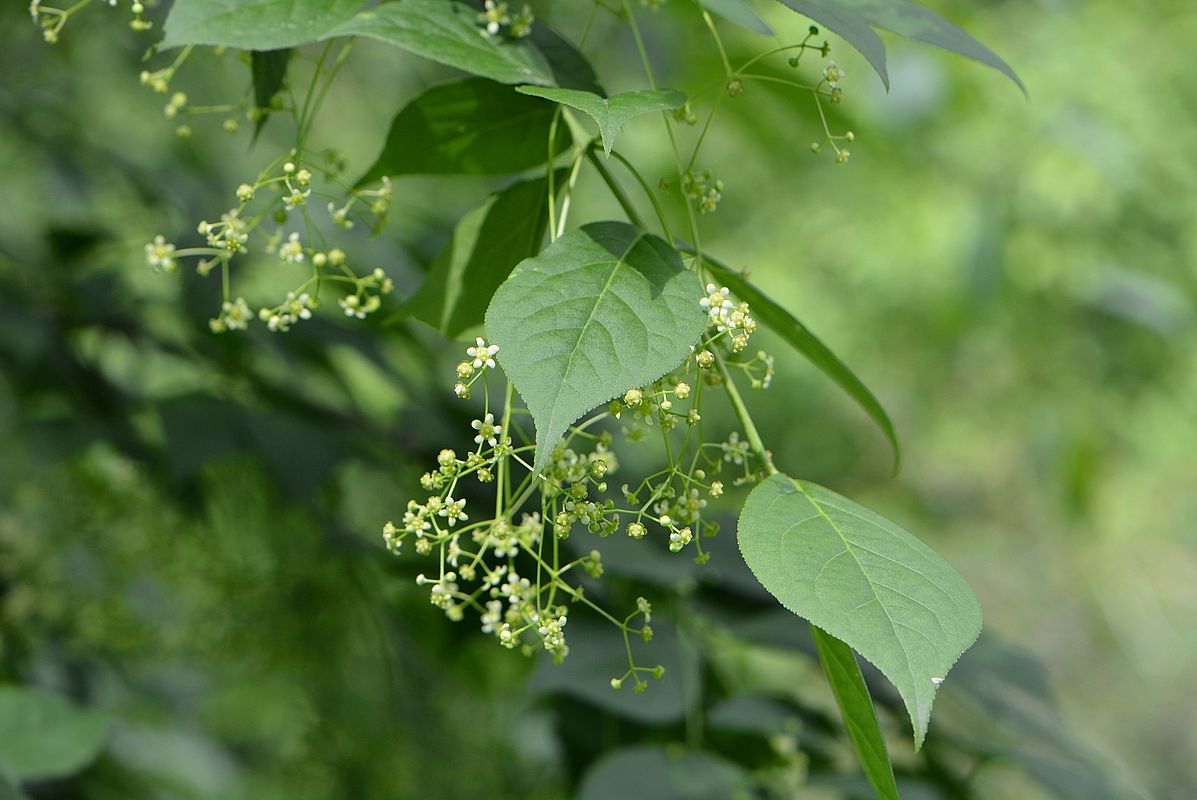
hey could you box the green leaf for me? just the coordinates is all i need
[829,0,1023,92]
[326,0,554,85]
[0,686,111,781]
[528,25,604,93]
[486,222,706,473]
[699,0,775,36]
[357,79,571,184]
[250,48,291,138]
[0,773,28,800]
[812,627,900,800]
[737,474,982,747]
[577,746,750,800]
[403,171,563,338]
[162,0,362,50]
[775,0,889,88]
[689,247,899,471]
[773,0,1023,92]
[516,86,686,157]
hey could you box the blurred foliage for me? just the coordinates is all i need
[1,1,1193,799]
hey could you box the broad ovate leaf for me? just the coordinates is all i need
[162,0,362,50]
[737,474,982,747]
[326,0,554,85]
[357,79,570,184]
[516,86,686,156]
[486,222,705,473]
[403,171,563,338]
[0,686,111,781]
[812,627,900,800]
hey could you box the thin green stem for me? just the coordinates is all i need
[715,352,776,475]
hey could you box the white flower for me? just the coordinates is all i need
[279,232,304,263]
[472,412,502,447]
[209,297,252,333]
[438,496,468,526]
[466,337,499,369]
[144,235,176,271]
[823,60,844,88]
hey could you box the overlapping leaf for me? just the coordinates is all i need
[326,0,554,85]
[813,627,900,800]
[774,0,1023,91]
[403,172,563,338]
[486,222,705,473]
[738,474,982,747]
[517,86,686,156]
[358,78,570,184]
[162,0,362,50]
[250,48,291,138]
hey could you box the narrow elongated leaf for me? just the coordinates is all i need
[517,86,686,157]
[773,0,1022,92]
[738,474,982,747]
[326,0,554,85]
[686,246,899,470]
[162,0,362,50]
[0,686,111,781]
[775,0,889,88]
[699,0,774,36]
[404,171,563,338]
[829,0,1023,92]
[357,79,570,184]
[486,222,706,472]
[250,48,291,138]
[812,626,900,800]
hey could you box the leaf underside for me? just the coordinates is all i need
[325,0,555,85]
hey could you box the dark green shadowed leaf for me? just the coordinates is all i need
[250,49,291,139]
[699,0,775,36]
[325,0,554,85]
[0,773,28,800]
[775,0,890,88]
[828,0,1023,92]
[517,86,686,156]
[162,0,362,50]
[529,25,604,93]
[812,627,901,800]
[486,222,706,473]
[738,474,983,748]
[403,171,564,339]
[0,686,111,782]
[688,247,900,471]
[577,745,751,800]
[357,79,571,184]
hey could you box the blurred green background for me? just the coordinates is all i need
[1,1,1193,798]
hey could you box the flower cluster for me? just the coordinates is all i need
[681,169,724,214]
[700,283,757,351]
[477,1,534,38]
[454,337,500,398]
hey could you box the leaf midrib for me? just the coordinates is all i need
[541,232,646,462]
[789,478,924,726]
